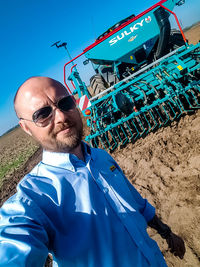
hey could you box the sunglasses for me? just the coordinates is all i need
[20,95,76,127]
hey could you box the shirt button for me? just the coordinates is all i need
[103,188,109,194]
[122,213,126,219]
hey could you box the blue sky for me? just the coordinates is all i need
[0,0,199,136]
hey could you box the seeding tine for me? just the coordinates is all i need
[116,126,126,148]
[170,97,183,119]
[186,89,200,108]
[136,115,146,136]
[147,110,157,132]
[89,123,99,148]
[156,106,166,125]
[160,103,170,125]
[147,111,155,131]
[142,112,153,134]
[182,92,197,110]
[152,109,161,130]
[176,94,193,114]
[166,100,178,121]
[129,118,140,140]
[109,130,118,151]
[102,132,112,149]
[148,109,159,131]
[105,132,112,149]
[125,121,134,141]
[159,104,170,124]
[151,107,162,129]
[110,126,123,148]
[152,107,163,126]
[118,124,129,147]
[95,131,108,150]
[90,136,99,148]
[124,121,134,141]
[115,126,123,143]
[98,135,105,149]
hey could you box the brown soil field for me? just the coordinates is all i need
[185,23,200,45]
[0,127,39,187]
[0,25,200,266]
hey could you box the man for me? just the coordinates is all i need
[0,77,185,266]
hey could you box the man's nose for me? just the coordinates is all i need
[54,108,68,123]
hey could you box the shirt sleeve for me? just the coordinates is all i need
[0,194,49,267]
[122,175,155,222]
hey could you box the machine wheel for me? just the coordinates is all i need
[169,29,186,51]
[89,74,107,97]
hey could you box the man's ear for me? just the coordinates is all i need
[19,120,32,136]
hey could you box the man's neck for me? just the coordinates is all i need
[45,143,85,162]
[71,144,85,162]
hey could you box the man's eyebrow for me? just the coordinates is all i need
[34,94,70,108]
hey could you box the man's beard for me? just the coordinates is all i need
[51,120,83,153]
[54,124,83,153]
[33,119,84,153]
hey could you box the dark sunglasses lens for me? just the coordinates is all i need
[58,96,75,111]
[32,106,52,123]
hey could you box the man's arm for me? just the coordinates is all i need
[148,215,186,259]
[0,195,49,267]
[123,171,186,259]
[124,174,186,259]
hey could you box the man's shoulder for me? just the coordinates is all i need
[90,145,113,159]
[19,161,42,182]
[89,146,118,168]
[17,161,54,193]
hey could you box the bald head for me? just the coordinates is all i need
[14,77,69,118]
[14,76,83,156]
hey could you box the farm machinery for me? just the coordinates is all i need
[63,0,200,151]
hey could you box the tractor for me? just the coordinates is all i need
[62,0,200,151]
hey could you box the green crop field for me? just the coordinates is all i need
[0,127,39,187]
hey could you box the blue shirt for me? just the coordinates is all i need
[0,143,167,267]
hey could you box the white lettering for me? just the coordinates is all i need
[124,30,132,36]
[137,19,144,27]
[117,33,125,40]
[130,20,144,32]
[109,17,151,46]
[130,24,138,32]
[109,37,118,46]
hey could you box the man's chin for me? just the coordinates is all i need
[42,126,83,153]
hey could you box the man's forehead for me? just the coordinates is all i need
[22,77,67,93]
[19,78,68,101]
[15,77,69,116]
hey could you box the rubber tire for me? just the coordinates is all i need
[89,74,107,97]
[169,29,186,51]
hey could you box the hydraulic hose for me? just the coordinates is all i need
[154,7,171,59]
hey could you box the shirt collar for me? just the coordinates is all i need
[42,142,91,172]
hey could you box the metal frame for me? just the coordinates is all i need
[63,0,187,92]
